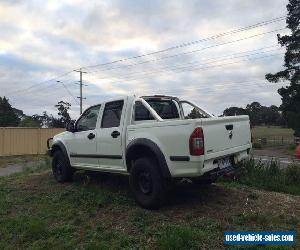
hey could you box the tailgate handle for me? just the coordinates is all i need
[225,124,233,130]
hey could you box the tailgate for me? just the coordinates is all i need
[201,115,251,157]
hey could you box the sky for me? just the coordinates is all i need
[0,0,289,119]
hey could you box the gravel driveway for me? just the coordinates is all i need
[0,159,47,177]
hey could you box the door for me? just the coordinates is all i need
[97,100,125,170]
[68,105,101,168]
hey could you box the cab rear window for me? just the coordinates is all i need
[135,101,155,121]
[144,99,179,119]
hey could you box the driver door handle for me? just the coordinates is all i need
[111,131,120,138]
[87,133,95,140]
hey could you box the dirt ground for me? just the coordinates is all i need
[252,146,295,159]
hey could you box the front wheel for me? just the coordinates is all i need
[129,157,166,209]
[52,150,73,182]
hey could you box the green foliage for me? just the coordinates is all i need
[19,116,41,127]
[54,100,72,128]
[223,102,284,126]
[288,144,297,151]
[185,108,205,119]
[157,225,206,250]
[265,0,300,136]
[0,96,72,128]
[0,96,20,127]
[24,101,72,128]
[224,159,300,195]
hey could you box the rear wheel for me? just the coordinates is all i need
[129,157,166,209]
[52,150,73,182]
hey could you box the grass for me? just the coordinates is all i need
[220,158,300,196]
[0,161,299,249]
[252,126,294,138]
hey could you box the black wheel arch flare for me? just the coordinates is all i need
[126,138,171,178]
[50,141,69,162]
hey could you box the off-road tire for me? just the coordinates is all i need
[52,150,73,182]
[129,157,166,209]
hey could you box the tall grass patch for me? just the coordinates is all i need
[222,158,300,195]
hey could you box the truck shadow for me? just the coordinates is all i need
[73,171,230,209]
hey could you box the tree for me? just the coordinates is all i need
[0,96,20,127]
[223,107,248,117]
[185,108,201,119]
[54,101,72,128]
[246,102,263,126]
[31,111,62,128]
[223,102,284,126]
[265,0,300,136]
[19,116,41,127]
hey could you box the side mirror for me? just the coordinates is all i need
[66,121,76,133]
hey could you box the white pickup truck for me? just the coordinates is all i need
[48,95,251,208]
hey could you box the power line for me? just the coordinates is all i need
[134,82,287,101]
[5,71,74,96]
[7,50,285,101]
[4,15,287,101]
[81,16,286,70]
[86,27,287,75]
[86,46,283,81]
[86,52,285,85]
[56,81,80,105]
[9,78,78,98]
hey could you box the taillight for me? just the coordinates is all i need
[189,127,204,156]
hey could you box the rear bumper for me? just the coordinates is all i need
[169,148,249,178]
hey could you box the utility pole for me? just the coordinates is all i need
[74,68,87,114]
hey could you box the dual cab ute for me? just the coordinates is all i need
[48,95,251,208]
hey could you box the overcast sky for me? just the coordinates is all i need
[0,0,289,119]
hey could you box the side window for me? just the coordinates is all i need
[134,101,154,121]
[181,102,208,119]
[76,105,101,131]
[101,100,124,128]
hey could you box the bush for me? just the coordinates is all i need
[285,164,300,184]
[288,144,296,151]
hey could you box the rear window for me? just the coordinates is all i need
[144,99,179,119]
[135,101,155,121]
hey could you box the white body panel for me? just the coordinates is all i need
[52,95,252,178]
